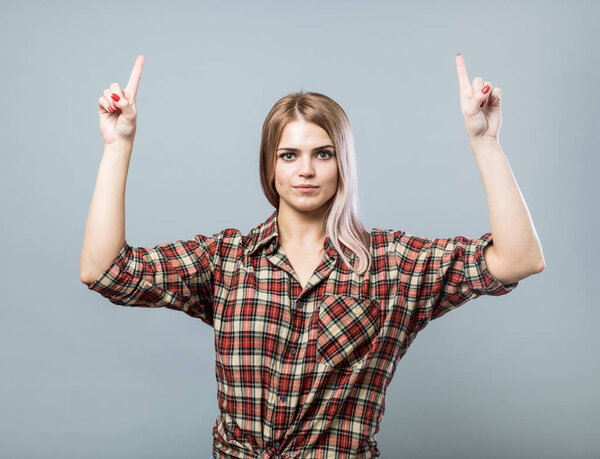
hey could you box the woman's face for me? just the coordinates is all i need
[274,120,339,215]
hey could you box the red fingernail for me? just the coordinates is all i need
[108,107,113,112]
[482,85,490,94]
[111,93,120,101]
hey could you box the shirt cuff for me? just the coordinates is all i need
[86,240,143,303]
[469,232,519,296]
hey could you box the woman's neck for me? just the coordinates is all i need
[277,206,327,249]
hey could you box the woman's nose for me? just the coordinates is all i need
[298,159,316,174]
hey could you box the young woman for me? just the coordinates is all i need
[80,54,544,458]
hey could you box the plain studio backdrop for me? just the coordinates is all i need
[1,0,597,458]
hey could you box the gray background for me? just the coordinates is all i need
[1,0,597,458]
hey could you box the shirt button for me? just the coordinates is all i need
[275,441,281,449]
[280,395,287,403]
[290,347,297,355]
[296,300,302,308]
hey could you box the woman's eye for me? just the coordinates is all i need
[278,151,334,161]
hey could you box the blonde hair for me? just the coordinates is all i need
[258,90,372,277]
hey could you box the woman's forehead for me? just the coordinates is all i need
[278,120,332,147]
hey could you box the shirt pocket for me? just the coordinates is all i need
[316,295,382,371]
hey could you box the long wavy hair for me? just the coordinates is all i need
[258,90,372,277]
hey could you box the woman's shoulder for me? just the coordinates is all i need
[369,227,410,245]
[369,227,434,258]
[196,222,275,257]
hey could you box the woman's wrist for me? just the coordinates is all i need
[469,135,500,148]
[104,141,133,156]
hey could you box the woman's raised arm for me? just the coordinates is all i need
[80,55,144,283]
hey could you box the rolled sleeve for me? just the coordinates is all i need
[87,240,142,304]
[467,232,519,296]
[86,232,223,327]
[394,231,518,332]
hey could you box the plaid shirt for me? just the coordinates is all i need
[86,209,518,458]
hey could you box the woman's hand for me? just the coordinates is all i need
[455,54,502,142]
[98,55,145,147]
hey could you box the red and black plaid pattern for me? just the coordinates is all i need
[87,209,518,458]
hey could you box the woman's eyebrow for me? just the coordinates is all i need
[277,145,334,152]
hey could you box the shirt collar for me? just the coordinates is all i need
[248,209,357,262]
[247,209,281,257]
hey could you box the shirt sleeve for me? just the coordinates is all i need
[85,231,224,327]
[394,231,518,334]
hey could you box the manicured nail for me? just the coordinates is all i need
[108,107,113,112]
[111,93,120,101]
[482,85,490,94]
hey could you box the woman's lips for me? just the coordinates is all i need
[294,186,318,193]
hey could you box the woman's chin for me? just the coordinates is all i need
[281,199,326,213]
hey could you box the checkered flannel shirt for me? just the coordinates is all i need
[86,209,518,458]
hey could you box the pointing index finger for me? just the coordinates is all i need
[455,54,471,95]
[125,55,144,101]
